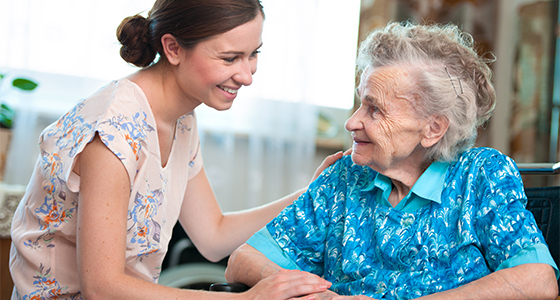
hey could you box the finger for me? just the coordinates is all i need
[272,271,332,298]
[323,151,343,165]
[290,291,337,300]
[311,151,342,182]
[269,281,329,300]
[275,270,331,288]
[290,296,317,300]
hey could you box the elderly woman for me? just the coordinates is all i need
[224,22,559,299]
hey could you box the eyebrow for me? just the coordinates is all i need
[363,94,377,105]
[363,94,385,110]
[220,43,263,55]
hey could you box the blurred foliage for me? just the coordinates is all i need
[0,75,39,129]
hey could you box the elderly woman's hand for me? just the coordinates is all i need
[291,290,372,300]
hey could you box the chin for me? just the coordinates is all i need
[350,152,367,166]
[351,153,380,171]
[209,101,234,111]
[214,105,233,111]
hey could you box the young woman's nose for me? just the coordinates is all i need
[233,59,255,86]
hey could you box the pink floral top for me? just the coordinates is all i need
[10,79,203,300]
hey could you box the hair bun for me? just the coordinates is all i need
[116,14,157,67]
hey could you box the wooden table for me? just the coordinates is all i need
[0,183,26,300]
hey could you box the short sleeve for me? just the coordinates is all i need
[266,189,327,275]
[264,159,348,276]
[247,227,302,270]
[473,152,555,272]
[40,91,143,193]
[497,244,558,278]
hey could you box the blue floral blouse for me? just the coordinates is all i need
[248,147,558,299]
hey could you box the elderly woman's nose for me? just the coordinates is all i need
[345,113,362,132]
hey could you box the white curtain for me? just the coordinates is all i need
[196,99,319,212]
[0,0,360,211]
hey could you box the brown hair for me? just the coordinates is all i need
[117,0,264,68]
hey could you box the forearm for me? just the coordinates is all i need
[225,244,284,286]
[198,188,305,262]
[221,187,304,235]
[80,272,244,300]
[211,151,346,257]
[182,151,345,262]
[419,264,558,300]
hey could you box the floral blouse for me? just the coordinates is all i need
[250,148,557,299]
[10,79,203,300]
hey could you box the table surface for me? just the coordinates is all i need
[0,182,25,300]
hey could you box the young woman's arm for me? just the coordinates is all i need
[76,135,331,299]
[179,151,345,262]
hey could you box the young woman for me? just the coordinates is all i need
[9,1,335,299]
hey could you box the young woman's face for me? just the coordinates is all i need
[177,13,264,111]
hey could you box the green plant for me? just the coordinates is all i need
[0,74,39,129]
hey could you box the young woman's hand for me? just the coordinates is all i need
[310,149,352,183]
[241,269,331,300]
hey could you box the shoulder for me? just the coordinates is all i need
[43,79,155,159]
[320,155,376,183]
[457,147,505,162]
[307,155,376,200]
[177,111,197,135]
[449,147,517,176]
[445,147,523,198]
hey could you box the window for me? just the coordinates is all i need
[0,0,360,109]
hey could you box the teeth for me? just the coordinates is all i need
[219,86,238,94]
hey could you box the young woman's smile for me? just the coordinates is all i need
[177,13,264,111]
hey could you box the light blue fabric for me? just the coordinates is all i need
[365,160,449,212]
[248,147,559,299]
[247,228,302,271]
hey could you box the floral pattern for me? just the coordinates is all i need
[11,79,202,299]
[129,186,164,259]
[21,264,80,300]
[98,111,155,161]
[267,147,550,299]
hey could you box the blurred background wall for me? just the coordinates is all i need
[356,0,560,187]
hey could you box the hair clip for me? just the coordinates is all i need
[445,66,463,96]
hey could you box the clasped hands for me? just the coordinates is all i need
[240,269,371,300]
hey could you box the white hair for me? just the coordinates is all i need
[357,21,496,162]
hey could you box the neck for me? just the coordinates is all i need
[385,157,433,207]
[128,61,199,128]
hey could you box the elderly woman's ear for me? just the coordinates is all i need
[421,115,449,148]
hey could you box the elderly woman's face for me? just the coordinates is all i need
[345,66,429,174]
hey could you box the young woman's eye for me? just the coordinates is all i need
[250,50,261,58]
[223,57,237,63]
